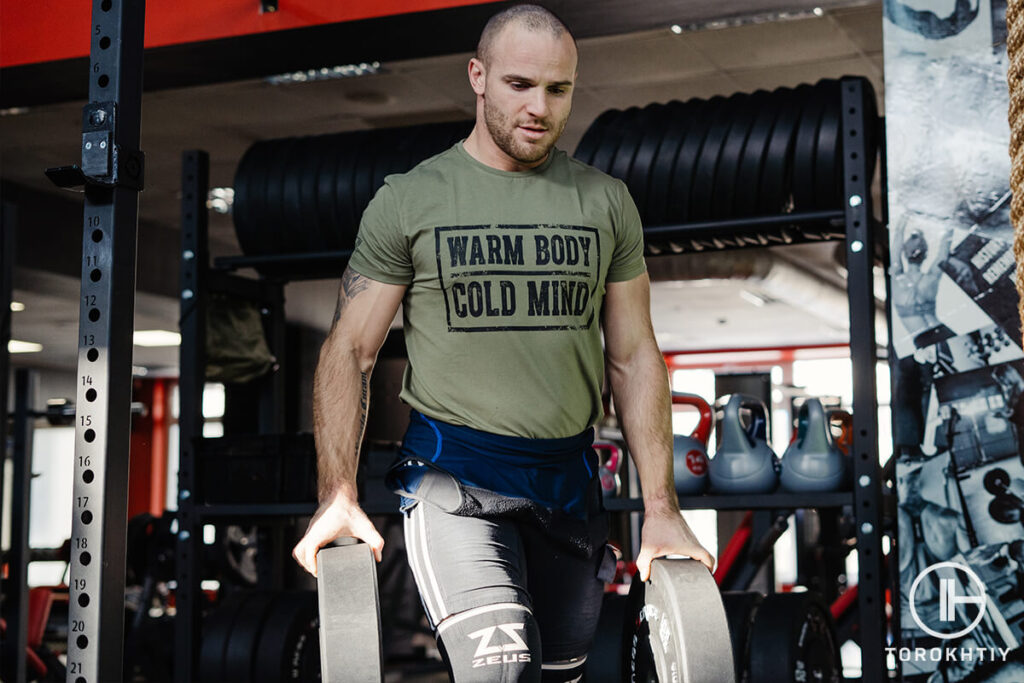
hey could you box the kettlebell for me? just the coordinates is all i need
[672,392,712,496]
[709,394,779,494]
[780,398,849,492]
[594,442,622,499]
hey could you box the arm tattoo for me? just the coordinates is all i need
[356,371,369,455]
[333,268,370,323]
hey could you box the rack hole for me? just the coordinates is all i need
[186,213,193,220]
[87,348,99,362]
[76,677,87,683]
[100,36,110,49]
[854,221,861,228]
[851,152,859,160]
[82,510,93,524]
[84,429,96,443]
[84,469,94,483]
[848,107,855,114]
[78,593,90,607]
[86,388,97,402]
[861,453,869,460]
[90,269,102,282]
[98,75,109,88]
[88,308,100,322]
[101,0,112,9]
[849,129,858,137]
[91,229,103,242]
[851,175,859,182]
[81,551,92,565]
[77,635,89,649]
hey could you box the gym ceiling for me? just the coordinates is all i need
[0,0,885,373]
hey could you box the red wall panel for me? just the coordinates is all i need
[1,0,495,68]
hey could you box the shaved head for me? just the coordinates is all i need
[476,4,576,67]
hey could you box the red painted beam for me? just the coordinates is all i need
[1,0,496,68]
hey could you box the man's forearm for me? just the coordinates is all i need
[312,334,373,503]
[607,341,679,512]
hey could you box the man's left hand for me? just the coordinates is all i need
[636,506,715,581]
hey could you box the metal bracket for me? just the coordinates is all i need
[45,102,145,191]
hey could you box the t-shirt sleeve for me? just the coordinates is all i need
[606,180,647,282]
[347,181,414,285]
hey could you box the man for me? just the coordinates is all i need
[293,5,713,681]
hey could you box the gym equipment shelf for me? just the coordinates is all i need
[174,76,895,682]
[604,492,853,512]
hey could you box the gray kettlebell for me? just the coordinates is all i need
[780,398,849,492]
[672,392,712,496]
[709,394,780,494]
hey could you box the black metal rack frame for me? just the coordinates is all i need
[172,77,895,681]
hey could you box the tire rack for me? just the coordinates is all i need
[175,78,895,681]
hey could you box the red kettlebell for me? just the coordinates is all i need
[594,441,622,499]
[672,392,713,496]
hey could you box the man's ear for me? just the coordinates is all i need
[468,57,486,96]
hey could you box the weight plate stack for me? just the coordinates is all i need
[625,103,670,222]
[665,97,721,228]
[625,561,734,683]
[648,99,698,227]
[574,108,620,166]
[791,86,829,213]
[199,591,251,683]
[584,592,630,683]
[721,591,763,683]
[590,109,630,174]
[748,592,841,683]
[758,84,810,217]
[734,92,782,218]
[713,91,769,221]
[609,107,646,184]
[689,94,745,223]
[253,591,321,683]
[223,592,277,683]
[813,81,842,211]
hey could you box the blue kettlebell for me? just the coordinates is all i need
[780,398,849,492]
[709,394,780,494]
[672,392,712,496]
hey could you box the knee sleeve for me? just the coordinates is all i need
[541,657,587,683]
[436,603,542,683]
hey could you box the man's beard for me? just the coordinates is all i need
[483,98,566,164]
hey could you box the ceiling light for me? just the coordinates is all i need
[8,340,43,353]
[670,24,683,34]
[133,330,181,347]
[266,61,383,85]
[812,7,824,16]
[0,106,30,117]
[10,301,25,312]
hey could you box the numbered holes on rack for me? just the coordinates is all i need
[81,510,93,524]
[91,229,103,243]
[90,269,101,282]
[88,308,100,322]
[86,388,97,401]
[83,469,94,483]
[87,348,98,362]
[84,429,96,442]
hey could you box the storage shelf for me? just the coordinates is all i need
[604,491,853,512]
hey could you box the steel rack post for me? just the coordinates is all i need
[4,369,33,683]
[64,1,147,681]
[175,150,210,683]
[0,202,12,596]
[840,76,886,682]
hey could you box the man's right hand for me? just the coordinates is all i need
[291,494,385,577]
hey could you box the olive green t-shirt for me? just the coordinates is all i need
[348,142,647,438]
